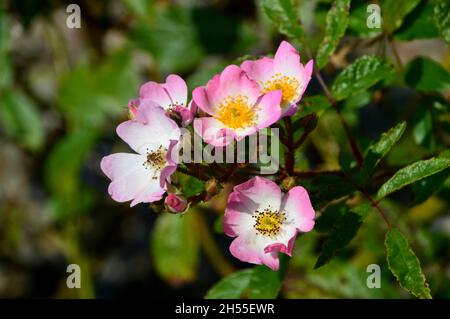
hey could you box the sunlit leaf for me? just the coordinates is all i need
[377,158,450,200]
[248,264,284,299]
[404,57,450,93]
[433,0,450,43]
[385,228,432,299]
[362,122,407,174]
[315,204,371,269]
[261,0,304,42]
[316,0,350,69]
[151,212,200,285]
[381,0,421,34]
[331,55,394,101]
[394,2,439,40]
[205,269,253,299]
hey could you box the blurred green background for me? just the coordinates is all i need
[0,0,449,298]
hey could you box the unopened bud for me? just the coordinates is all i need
[164,193,187,213]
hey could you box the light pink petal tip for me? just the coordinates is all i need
[282,186,315,232]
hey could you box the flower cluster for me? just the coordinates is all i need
[101,41,315,270]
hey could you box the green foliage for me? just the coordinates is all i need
[404,57,450,93]
[0,10,12,89]
[412,105,433,148]
[315,203,370,268]
[247,264,285,299]
[331,55,394,101]
[205,269,253,299]
[131,6,204,73]
[362,122,407,175]
[45,130,98,218]
[57,51,139,130]
[385,228,432,299]
[411,151,450,204]
[299,95,332,117]
[0,90,44,151]
[204,260,287,299]
[377,158,450,200]
[180,175,205,198]
[316,0,350,69]
[381,0,421,34]
[151,212,200,284]
[261,0,304,42]
[347,1,382,38]
[394,2,439,40]
[3,0,450,300]
[433,0,450,43]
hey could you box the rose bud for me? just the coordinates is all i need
[164,193,187,213]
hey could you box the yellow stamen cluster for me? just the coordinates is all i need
[143,145,167,179]
[262,73,301,105]
[252,208,285,237]
[215,95,256,129]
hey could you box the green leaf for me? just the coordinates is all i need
[315,204,371,269]
[121,0,154,20]
[44,130,98,220]
[180,175,205,198]
[362,122,407,174]
[412,106,433,148]
[151,212,200,284]
[411,151,450,204]
[261,0,304,42]
[299,95,332,116]
[385,228,432,299]
[205,269,253,299]
[381,0,421,34]
[343,90,371,110]
[347,2,382,38]
[377,158,450,200]
[394,2,439,40]
[57,51,139,130]
[247,264,284,299]
[404,57,450,93]
[316,0,350,69]
[434,0,450,43]
[0,90,44,151]
[45,130,98,205]
[130,6,204,73]
[331,55,394,101]
[0,10,12,89]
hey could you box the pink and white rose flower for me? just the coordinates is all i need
[241,41,313,117]
[223,176,315,270]
[129,74,195,126]
[101,101,180,207]
[193,65,282,147]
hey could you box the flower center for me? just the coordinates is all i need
[143,146,167,179]
[262,74,301,105]
[215,95,256,129]
[253,208,285,237]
